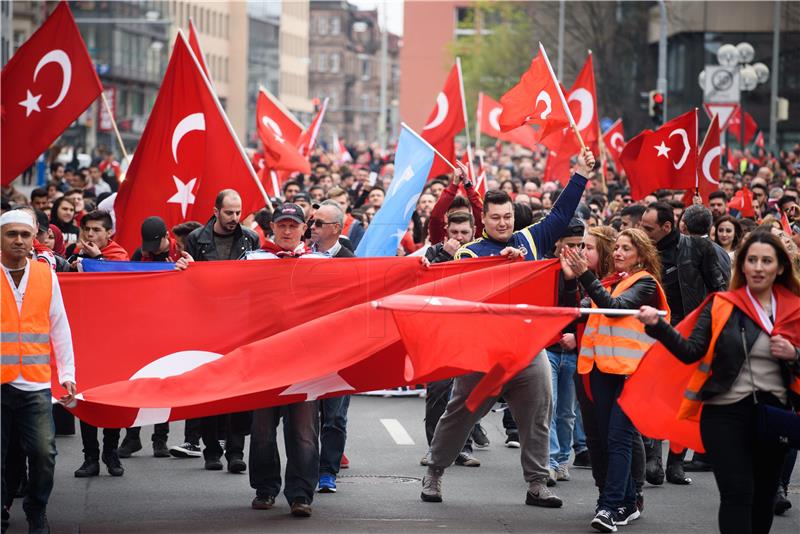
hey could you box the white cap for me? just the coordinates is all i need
[0,210,35,229]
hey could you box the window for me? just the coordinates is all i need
[361,94,370,111]
[330,53,340,73]
[330,16,341,35]
[318,52,328,72]
[318,16,328,35]
[360,57,371,80]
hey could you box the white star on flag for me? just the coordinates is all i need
[279,371,355,401]
[19,90,42,117]
[654,141,671,159]
[167,176,197,218]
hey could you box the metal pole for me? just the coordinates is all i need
[377,4,389,152]
[657,0,668,123]
[769,0,781,149]
[557,0,565,78]
[578,308,668,317]
[100,91,129,161]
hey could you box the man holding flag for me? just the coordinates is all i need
[421,147,596,508]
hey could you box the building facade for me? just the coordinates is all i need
[246,10,280,146]
[280,0,314,122]
[309,0,400,145]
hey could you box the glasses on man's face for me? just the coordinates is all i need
[313,220,337,228]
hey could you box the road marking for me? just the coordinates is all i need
[380,418,415,445]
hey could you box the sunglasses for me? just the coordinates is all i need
[312,220,338,228]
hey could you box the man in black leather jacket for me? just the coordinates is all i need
[640,201,730,484]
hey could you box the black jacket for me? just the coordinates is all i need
[659,232,730,324]
[646,301,800,409]
[425,242,454,264]
[184,217,260,261]
[333,245,354,258]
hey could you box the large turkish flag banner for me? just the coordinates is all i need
[1,2,103,185]
[114,33,266,255]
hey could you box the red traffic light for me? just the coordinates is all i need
[653,93,664,104]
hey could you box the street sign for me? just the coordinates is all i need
[703,65,740,104]
[703,103,739,130]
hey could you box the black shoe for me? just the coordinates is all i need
[665,462,691,485]
[573,450,592,469]
[290,498,312,517]
[683,457,712,472]
[152,439,170,458]
[471,424,490,448]
[505,432,520,448]
[645,457,664,486]
[117,437,142,458]
[252,494,276,510]
[102,450,124,477]
[775,485,792,515]
[169,442,202,458]
[74,457,100,478]
[25,511,49,534]
[590,509,617,533]
[616,504,640,525]
[227,456,247,473]
[204,456,223,471]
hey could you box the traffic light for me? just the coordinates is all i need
[648,91,664,126]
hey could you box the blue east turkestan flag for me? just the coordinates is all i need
[355,124,436,257]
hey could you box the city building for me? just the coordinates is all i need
[246,6,280,146]
[309,0,400,145]
[279,0,314,122]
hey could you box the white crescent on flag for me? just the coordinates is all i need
[261,115,284,136]
[701,146,721,185]
[424,92,449,130]
[33,49,72,108]
[488,107,503,132]
[610,132,625,152]
[568,88,593,132]
[669,128,690,170]
[535,90,552,120]
[171,113,206,163]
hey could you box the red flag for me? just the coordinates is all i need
[602,119,625,170]
[755,131,765,149]
[697,115,722,204]
[256,87,303,147]
[187,19,210,80]
[477,92,539,150]
[727,109,758,146]
[728,186,755,218]
[541,53,600,155]
[114,33,266,255]
[498,45,570,140]
[781,210,792,235]
[61,259,560,427]
[1,2,103,185]
[422,64,465,177]
[297,97,329,157]
[256,90,310,174]
[332,130,352,163]
[620,110,698,200]
[543,147,572,186]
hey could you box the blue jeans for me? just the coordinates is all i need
[1,385,56,516]
[320,396,350,476]
[547,350,577,469]
[249,402,319,505]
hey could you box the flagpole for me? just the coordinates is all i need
[539,42,587,152]
[579,308,668,317]
[456,57,477,181]
[100,91,130,162]
[475,92,482,152]
[401,122,458,172]
[588,50,607,193]
[269,170,280,198]
[694,107,700,194]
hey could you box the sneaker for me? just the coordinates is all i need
[74,456,99,478]
[169,442,202,458]
[616,504,640,525]
[227,456,247,474]
[117,437,142,458]
[573,449,592,469]
[505,432,520,448]
[471,424,490,448]
[525,483,563,508]
[318,473,337,493]
[590,509,617,533]
[290,498,312,517]
[420,450,431,466]
[25,511,49,534]
[205,456,223,471]
[152,439,170,458]
[547,468,558,487]
[340,452,350,469]
[775,485,792,515]
[454,451,480,467]
[420,467,444,502]
[101,450,124,477]
[556,464,570,481]
[251,494,276,510]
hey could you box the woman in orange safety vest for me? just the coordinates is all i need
[561,228,669,533]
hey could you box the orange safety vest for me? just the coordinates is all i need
[578,270,670,376]
[678,295,800,420]
[1,260,53,384]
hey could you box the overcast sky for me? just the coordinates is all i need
[350,0,404,36]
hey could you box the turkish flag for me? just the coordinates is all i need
[727,109,758,146]
[188,19,210,80]
[256,91,310,174]
[728,186,755,218]
[61,258,559,427]
[422,64,465,178]
[256,87,303,146]
[541,53,600,155]
[754,131,765,149]
[620,110,698,200]
[297,97,329,157]
[498,45,570,140]
[697,115,722,204]
[477,93,539,151]
[543,148,572,186]
[1,2,103,185]
[114,33,266,255]
[602,119,626,171]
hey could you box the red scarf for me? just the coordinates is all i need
[261,241,311,258]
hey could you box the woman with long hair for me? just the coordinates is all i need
[637,230,800,534]
[561,229,670,533]
[49,196,79,245]
[714,215,743,261]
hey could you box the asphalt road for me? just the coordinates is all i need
[7,395,800,533]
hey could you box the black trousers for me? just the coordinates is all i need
[79,421,120,457]
[701,396,789,534]
[425,379,473,451]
